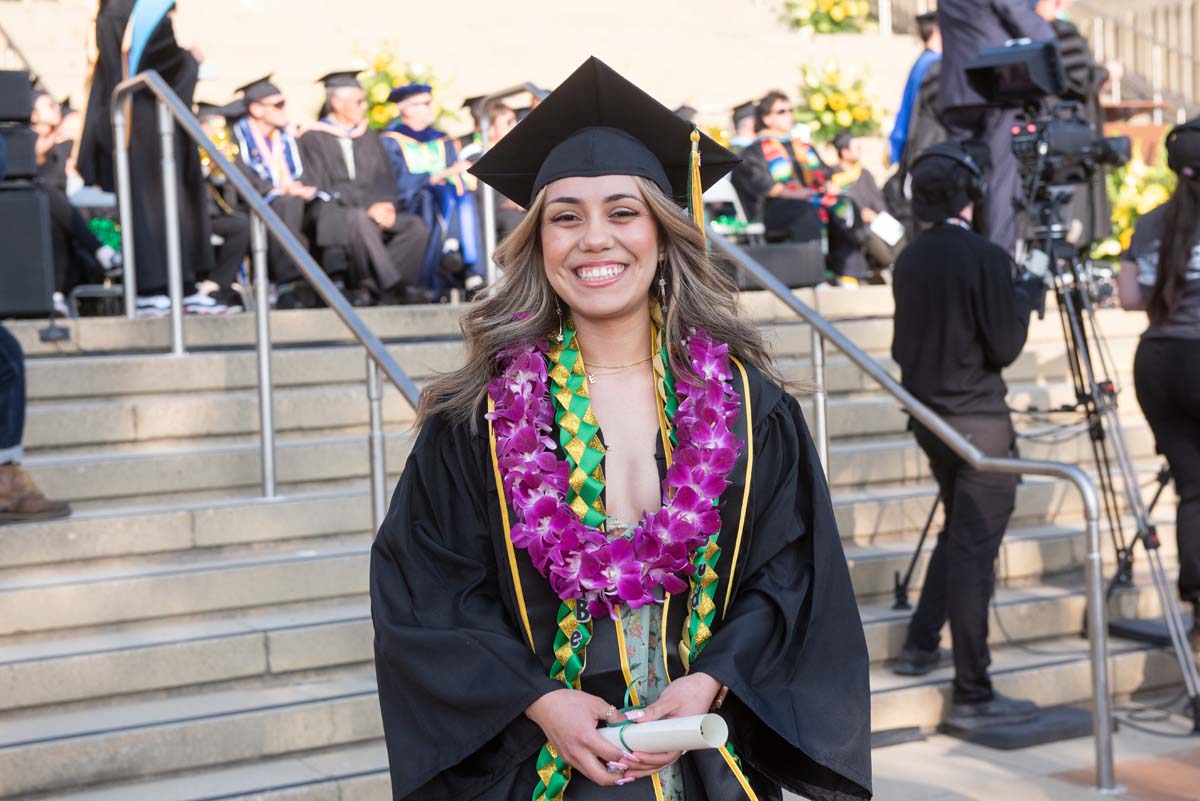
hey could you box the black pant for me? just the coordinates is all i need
[905,415,1018,704]
[762,197,868,280]
[44,182,104,294]
[1134,337,1200,606]
[267,195,309,284]
[208,211,250,298]
[0,323,24,458]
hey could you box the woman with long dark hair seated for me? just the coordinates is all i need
[369,57,872,801]
[1118,117,1200,648]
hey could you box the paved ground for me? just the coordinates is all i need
[786,696,1199,801]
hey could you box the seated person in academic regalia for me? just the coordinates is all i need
[381,83,483,295]
[830,130,898,272]
[465,98,525,244]
[298,71,429,305]
[197,100,250,309]
[732,90,868,286]
[31,91,119,302]
[230,75,331,309]
[729,100,757,151]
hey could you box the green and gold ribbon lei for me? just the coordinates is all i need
[529,311,740,801]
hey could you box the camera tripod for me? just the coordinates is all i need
[1025,188,1200,732]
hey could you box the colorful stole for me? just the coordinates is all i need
[232,117,304,189]
[382,129,469,195]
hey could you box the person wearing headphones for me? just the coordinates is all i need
[889,143,1047,724]
[1118,118,1200,649]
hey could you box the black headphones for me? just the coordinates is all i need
[909,142,986,205]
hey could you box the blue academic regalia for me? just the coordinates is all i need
[381,124,481,294]
[889,49,942,166]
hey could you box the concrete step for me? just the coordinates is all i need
[39,740,389,801]
[17,413,1157,507]
[0,668,382,799]
[0,600,371,712]
[0,539,370,636]
[870,634,1178,733]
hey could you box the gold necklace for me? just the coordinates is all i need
[584,355,652,384]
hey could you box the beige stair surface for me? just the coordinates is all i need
[0,286,1188,799]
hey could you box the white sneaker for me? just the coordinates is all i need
[52,292,70,318]
[183,292,229,316]
[135,294,171,318]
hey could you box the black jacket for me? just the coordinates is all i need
[937,0,1056,116]
[892,223,1036,416]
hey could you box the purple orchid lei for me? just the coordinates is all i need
[486,329,742,620]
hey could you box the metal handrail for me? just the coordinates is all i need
[112,70,421,529]
[707,228,1116,792]
[477,81,548,284]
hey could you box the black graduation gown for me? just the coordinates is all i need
[370,363,873,801]
[77,0,214,294]
[296,127,426,290]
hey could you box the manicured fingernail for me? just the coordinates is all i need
[621,750,636,760]
[625,710,644,720]
[616,778,634,785]
[607,761,629,771]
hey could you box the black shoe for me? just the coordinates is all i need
[949,693,1039,726]
[891,646,945,676]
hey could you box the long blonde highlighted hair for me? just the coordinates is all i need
[418,177,782,429]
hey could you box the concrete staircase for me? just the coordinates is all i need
[0,287,1185,799]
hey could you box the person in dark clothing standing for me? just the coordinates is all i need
[298,72,428,304]
[937,0,1055,253]
[75,0,222,316]
[1118,119,1200,649]
[890,143,1047,722]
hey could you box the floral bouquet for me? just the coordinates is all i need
[359,50,459,131]
[782,0,874,34]
[794,63,883,144]
[1090,149,1176,261]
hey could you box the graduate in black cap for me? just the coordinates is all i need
[381,83,483,295]
[230,74,332,308]
[76,0,220,315]
[297,71,429,304]
[729,101,757,150]
[370,56,871,801]
[197,100,250,308]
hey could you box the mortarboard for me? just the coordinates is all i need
[673,104,698,123]
[196,101,224,120]
[236,75,283,104]
[732,101,755,125]
[388,83,432,106]
[197,99,246,121]
[468,56,739,228]
[317,70,363,90]
[463,94,486,121]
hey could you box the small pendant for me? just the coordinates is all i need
[587,373,597,383]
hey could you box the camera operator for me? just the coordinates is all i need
[1118,119,1200,648]
[938,0,1055,253]
[890,143,1048,723]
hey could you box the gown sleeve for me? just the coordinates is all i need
[691,389,873,801]
[371,413,562,800]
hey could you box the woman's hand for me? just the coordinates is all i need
[619,672,724,780]
[525,689,649,786]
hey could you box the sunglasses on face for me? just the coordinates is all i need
[265,99,287,110]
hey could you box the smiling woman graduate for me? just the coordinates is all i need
[369,56,872,801]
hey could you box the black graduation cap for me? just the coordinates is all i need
[673,104,698,123]
[317,70,362,90]
[468,56,739,209]
[196,99,246,121]
[196,101,225,119]
[236,74,282,104]
[732,101,755,126]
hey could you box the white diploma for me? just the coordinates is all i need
[597,714,728,753]
[869,211,906,247]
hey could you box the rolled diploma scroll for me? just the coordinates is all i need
[598,714,728,753]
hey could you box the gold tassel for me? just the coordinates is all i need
[688,128,705,241]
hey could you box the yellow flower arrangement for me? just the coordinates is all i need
[783,0,873,33]
[359,49,459,132]
[794,63,883,143]
[1090,146,1177,262]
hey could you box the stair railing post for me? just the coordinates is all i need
[251,215,277,497]
[1153,43,1166,124]
[112,103,138,318]
[878,0,892,37]
[157,99,185,355]
[811,325,830,473]
[367,356,387,533]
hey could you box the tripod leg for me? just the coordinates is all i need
[894,494,941,611]
[1144,546,1200,729]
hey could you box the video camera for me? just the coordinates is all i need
[966,40,1130,191]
